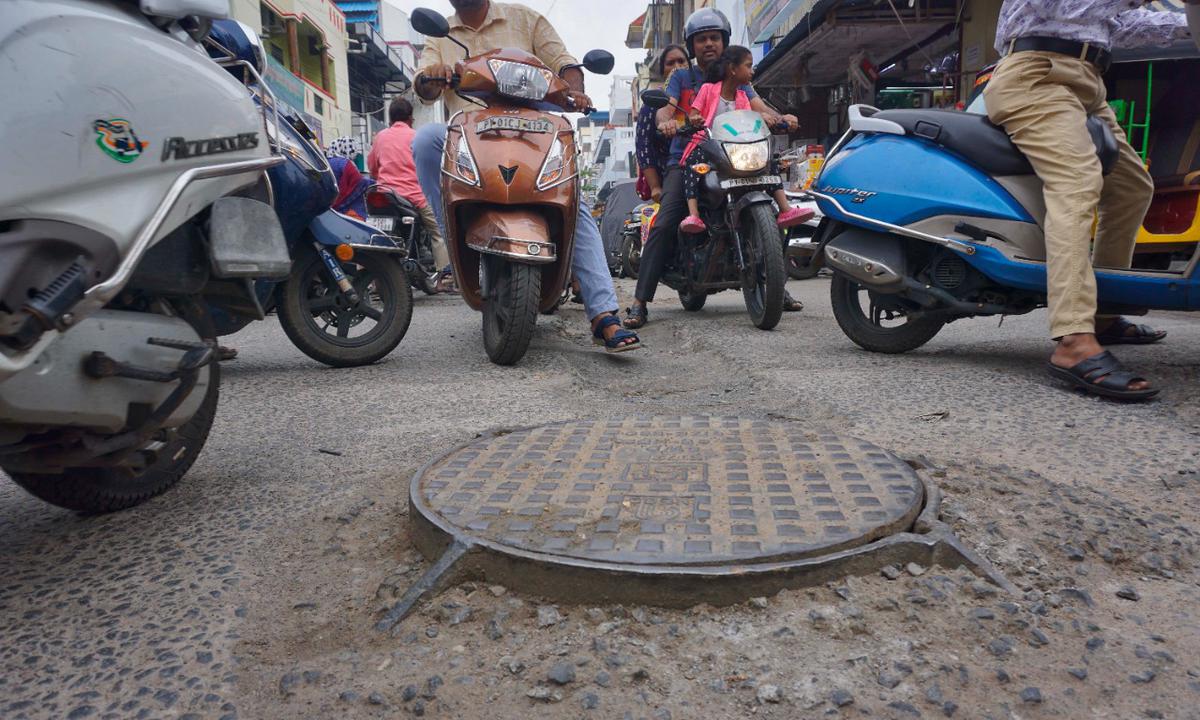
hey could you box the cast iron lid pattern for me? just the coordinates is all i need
[415,417,924,567]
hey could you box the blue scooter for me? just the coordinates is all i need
[204,21,412,367]
[810,102,1199,365]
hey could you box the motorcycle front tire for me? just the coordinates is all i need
[741,202,786,330]
[4,300,219,513]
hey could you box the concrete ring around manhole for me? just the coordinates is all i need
[379,415,1002,622]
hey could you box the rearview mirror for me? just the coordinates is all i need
[411,8,450,38]
[582,49,615,76]
[640,89,670,110]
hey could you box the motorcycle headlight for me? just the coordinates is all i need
[723,141,770,172]
[537,138,571,190]
[488,60,553,102]
[446,133,480,186]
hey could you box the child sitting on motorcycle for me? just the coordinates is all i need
[679,46,809,234]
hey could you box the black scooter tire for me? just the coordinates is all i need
[829,273,945,353]
[277,247,413,367]
[620,232,641,280]
[482,260,541,366]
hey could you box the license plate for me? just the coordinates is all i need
[367,217,395,232]
[720,175,782,189]
[476,116,554,134]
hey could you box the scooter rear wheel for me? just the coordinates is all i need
[620,231,641,280]
[829,273,945,353]
[482,258,541,366]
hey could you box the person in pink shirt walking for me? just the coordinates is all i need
[368,98,451,284]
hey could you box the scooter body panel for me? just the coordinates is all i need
[816,134,1035,227]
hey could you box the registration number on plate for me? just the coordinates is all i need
[476,116,554,134]
[720,175,782,189]
[367,217,395,232]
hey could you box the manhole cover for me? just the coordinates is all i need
[413,416,923,567]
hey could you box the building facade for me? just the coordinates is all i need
[229,0,353,142]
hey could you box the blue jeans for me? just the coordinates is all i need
[413,123,619,321]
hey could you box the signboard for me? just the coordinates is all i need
[745,0,801,44]
[264,56,306,115]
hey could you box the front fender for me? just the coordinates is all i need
[731,190,776,223]
[310,210,403,254]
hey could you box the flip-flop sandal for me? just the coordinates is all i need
[1096,317,1166,345]
[783,292,804,312]
[593,314,642,354]
[623,304,648,329]
[1046,350,1159,402]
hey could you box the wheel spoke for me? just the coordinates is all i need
[336,313,352,338]
[360,304,383,321]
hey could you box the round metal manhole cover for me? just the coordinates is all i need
[412,416,924,568]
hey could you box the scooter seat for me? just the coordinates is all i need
[874,108,1119,178]
[367,186,419,216]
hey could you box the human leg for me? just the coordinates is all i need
[985,53,1152,394]
[632,166,686,305]
[412,123,448,235]
[417,204,450,269]
[572,201,639,350]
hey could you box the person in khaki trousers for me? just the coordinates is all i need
[984,0,1197,401]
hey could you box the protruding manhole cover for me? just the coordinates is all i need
[378,417,1011,631]
[416,416,923,567]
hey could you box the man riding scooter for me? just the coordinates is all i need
[624,7,801,330]
[987,0,1199,400]
[411,0,640,353]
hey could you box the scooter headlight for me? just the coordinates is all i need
[723,140,770,172]
[537,138,572,190]
[446,133,480,186]
[488,60,553,102]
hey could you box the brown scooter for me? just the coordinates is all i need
[411,9,615,365]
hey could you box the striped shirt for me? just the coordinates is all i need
[417,2,577,118]
[996,0,1192,52]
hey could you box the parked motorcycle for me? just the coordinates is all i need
[364,186,442,295]
[640,90,789,330]
[782,190,823,280]
[410,8,615,365]
[812,101,1200,354]
[618,202,658,280]
[205,21,413,368]
[0,0,290,512]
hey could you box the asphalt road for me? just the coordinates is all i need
[2,277,1198,719]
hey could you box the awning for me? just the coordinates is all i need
[754,0,960,89]
[626,12,646,49]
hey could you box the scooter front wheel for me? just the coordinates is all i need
[277,247,413,367]
[829,273,945,353]
[481,258,541,366]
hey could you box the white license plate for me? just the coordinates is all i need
[367,217,395,232]
[720,175,782,189]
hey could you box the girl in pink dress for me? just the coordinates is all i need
[679,46,809,234]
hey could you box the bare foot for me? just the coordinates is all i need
[1050,333,1150,392]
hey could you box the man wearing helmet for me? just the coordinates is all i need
[624,8,799,329]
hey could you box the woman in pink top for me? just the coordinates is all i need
[678,46,808,234]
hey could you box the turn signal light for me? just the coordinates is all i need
[693,163,711,175]
[335,244,355,261]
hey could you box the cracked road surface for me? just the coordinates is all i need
[2,278,1199,719]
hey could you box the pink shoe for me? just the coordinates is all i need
[777,207,815,229]
[680,216,707,234]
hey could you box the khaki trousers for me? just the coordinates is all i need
[417,203,450,270]
[984,51,1154,339]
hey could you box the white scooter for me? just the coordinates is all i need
[0,1,290,511]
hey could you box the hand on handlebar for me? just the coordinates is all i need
[657,120,678,139]
[567,91,594,114]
